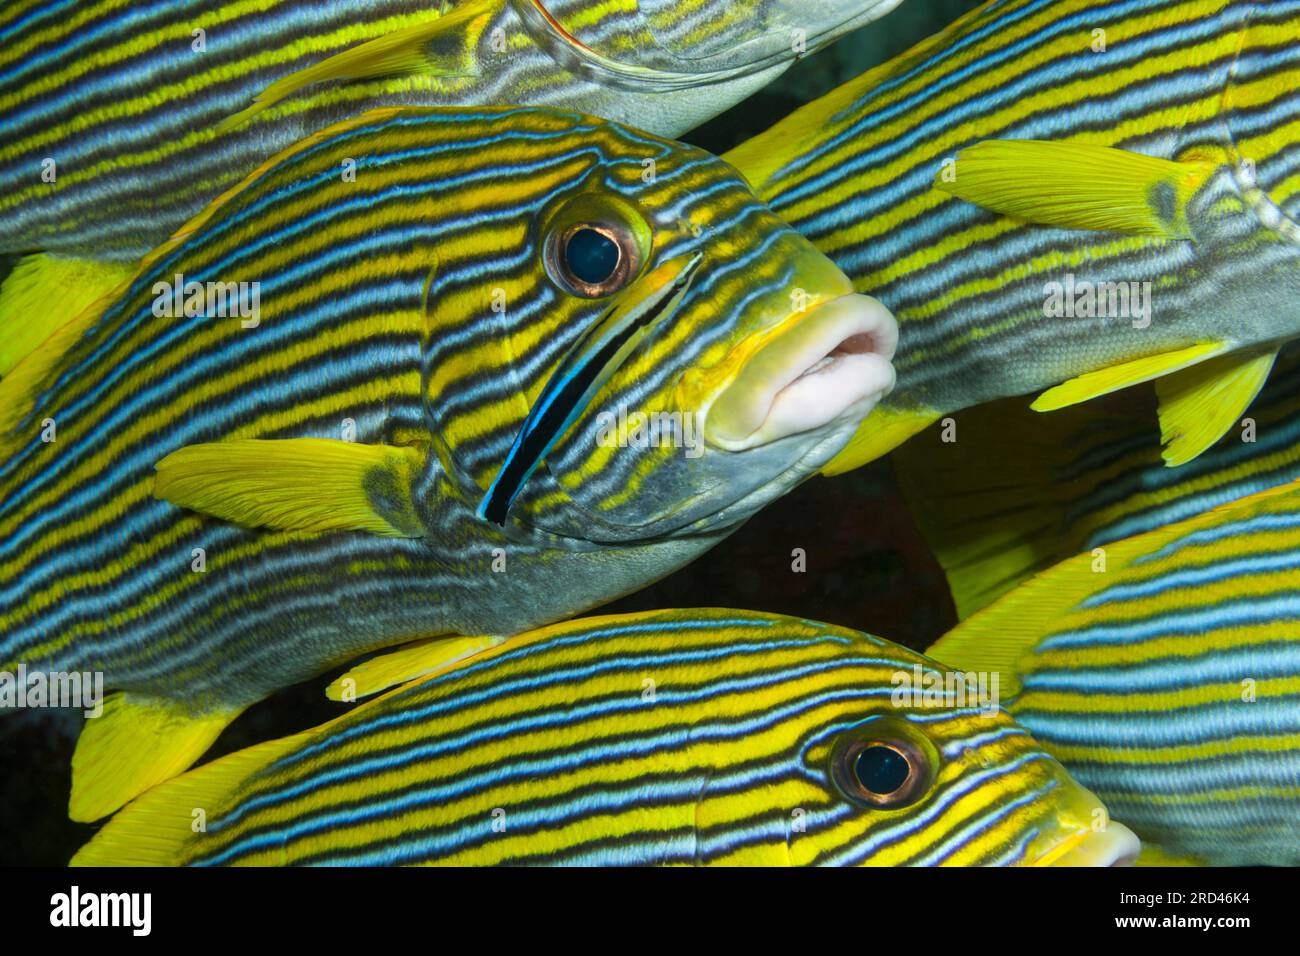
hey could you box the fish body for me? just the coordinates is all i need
[929,479,1300,866]
[72,609,1138,867]
[0,0,900,261]
[727,0,1300,471]
[0,105,898,820]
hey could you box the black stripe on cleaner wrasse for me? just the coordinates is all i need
[0,105,899,823]
[479,252,704,525]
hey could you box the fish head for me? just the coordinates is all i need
[690,626,1139,866]
[435,119,897,540]
[514,0,906,87]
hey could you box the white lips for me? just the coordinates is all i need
[1043,821,1142,867]
[704,293,898,452]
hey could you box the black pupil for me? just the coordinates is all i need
[854,745,911,795]
[565,228,620,286]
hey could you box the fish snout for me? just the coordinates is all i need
[1035,820,1142,867]
[701,293,898,452]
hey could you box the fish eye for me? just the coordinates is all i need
[549,221,639,298]
[566,227,620,284]
[829,719,936,810]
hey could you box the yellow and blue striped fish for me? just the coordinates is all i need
[0,105,898,823]
[929,479,1300,866]
[0,0,899,265]
[726,0,1300,473]
[895,343,1300,617]
[71,609,1139,867]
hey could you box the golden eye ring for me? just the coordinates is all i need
[829,720,936,810]
[546,220,642,298]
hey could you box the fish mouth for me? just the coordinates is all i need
[1031,821,1141,867]
[703,293,898,452]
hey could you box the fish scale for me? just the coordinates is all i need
[69,609,1136,867]
[726,0,1300,472]
[0,0,899,261]
[929,475,1300,865]
[0,104,899,824]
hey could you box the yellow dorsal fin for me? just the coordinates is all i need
[69,692,245,822]
[215,1,494,135]
[153,438,427,536]
[821,403,939,476]
[938,140,1216,238]
[71,722,304,865]
[0,299,114,459]
[0,254,133,377]
[1032,342,1229,412]
[927,542,1134,698]
[927,544,1147,698]
[0,260,139,456]
[326,634,504,701]
[1155,346,1276,466]
[923,479,1283,692]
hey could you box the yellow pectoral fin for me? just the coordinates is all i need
[326,634,505,701]
[1155,347,1277,467]
[820,403,939,476]
[153,438,426,536]
[1032,342,1229,412]
[70,692,244,822]
[215,1,495,135]
[0,254,133,377]
[938,139,1215,239]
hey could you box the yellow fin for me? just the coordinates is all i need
[925,489,1222,694]
[1032,342,1228,412]
[820,403,938,476]
[215,2,492,135]
[71,727,302,865]
[929,479,1300,691]
[1155,347,1276,466]
[926,549,1126,698]
[153,438,427,536]
[938,140,1215,238]
[0,254,133,377]
[892,389,1160,619]
[326,634,504,701]
[0,258,136,455]
[69,692,244,822]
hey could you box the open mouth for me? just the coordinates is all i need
[703,293,898,451]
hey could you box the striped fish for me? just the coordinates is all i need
[894,343,1300,617]
[726,0,1300,473]
[0,0,900,263]
[928,480,1300,866]
[71,609,1139,867]
[0,105,899,823]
